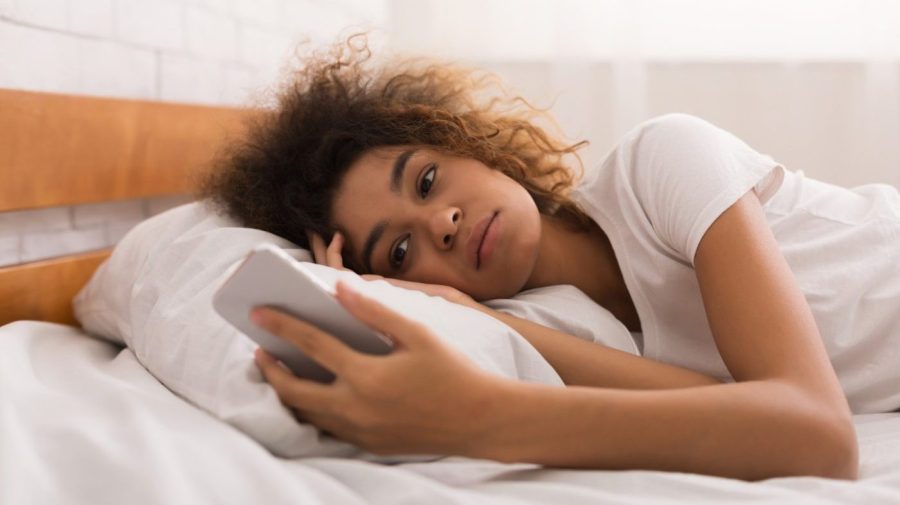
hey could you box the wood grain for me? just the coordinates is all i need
[0,88,254,212]
[0,249,112,326]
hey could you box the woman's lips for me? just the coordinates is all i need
[466,211,499,270]
[477,212,499,269]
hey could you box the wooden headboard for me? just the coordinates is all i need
[0,89,253,326]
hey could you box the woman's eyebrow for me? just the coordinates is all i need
[361,148,418,272]
[362,221,386,273]
[389,148,417,193]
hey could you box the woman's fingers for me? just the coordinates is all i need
[334,281,433,350]
[251,307,361,375]
[326,232,345,269]
[306,230,347,270]
[254,348,332,412]
[306,230,327,264]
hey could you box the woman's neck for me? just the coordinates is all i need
[522,214,636,327]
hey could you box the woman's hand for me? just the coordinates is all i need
[251,281,507,456]
[306,230,349,270]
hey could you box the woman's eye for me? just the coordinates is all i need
[389,236,409,269]
[419,164,436,196]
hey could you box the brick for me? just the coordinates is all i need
[185,4,237,60]
[190,0,230,13]
[21,227,106,263]
[221,62,262,106]
[159,52,226,104]
[76,38,157,99]
[237,23,293,70]
[115,0,184,50]
[68,0,114,37]
[232,0,280,27]
[281,0,356,44]
[329,0,387,26]
[0,234,20,268]
[0,214,15,236]
[72,200,146,229]
[1,0,68,31]
[1,207,72,233]
[0,22,80,93]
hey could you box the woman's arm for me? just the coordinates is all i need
[466,303,722,389]
[468,190,856,479]
[468,375,851,480]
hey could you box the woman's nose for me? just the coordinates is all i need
[431,208,461,248]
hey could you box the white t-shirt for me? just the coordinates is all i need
[570,113,900,414]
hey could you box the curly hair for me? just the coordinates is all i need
[197,32,594,273]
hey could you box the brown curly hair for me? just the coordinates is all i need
[198,33,593,273]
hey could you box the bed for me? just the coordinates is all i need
[2,88,900,504]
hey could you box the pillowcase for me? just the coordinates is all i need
[484,285,638,355]
[74,200,636,459]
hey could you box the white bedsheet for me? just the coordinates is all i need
[2,321,899,505]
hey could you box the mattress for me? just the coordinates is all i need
[2,321,899,504]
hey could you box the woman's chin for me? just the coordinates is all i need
[468,278,525,302]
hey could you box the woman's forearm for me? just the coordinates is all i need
[467,378,857,481]
[466,302,721,389]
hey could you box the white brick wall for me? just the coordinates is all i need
[185,4,235,60]
[159,52,227,103]
[68,0,115,38]
[115,0,184,50]
[0,0,385,102]
[0,196,195,267]
[78,38,157,98]
[0,0,386,267]
[0,0,69,32]
[0,23,82,95]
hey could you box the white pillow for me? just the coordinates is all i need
[74,201,636,459]
[484,285,638,355]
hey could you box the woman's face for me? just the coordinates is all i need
[330,145,542,300]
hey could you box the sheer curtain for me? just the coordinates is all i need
[385,0,900,188]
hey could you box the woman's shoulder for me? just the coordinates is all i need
[574,112,772,194]
[577,113,736,190]
[621,113,731,157]
[628,112,713,134]
[579,114,732,184]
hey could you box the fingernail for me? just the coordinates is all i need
[337,282,358,303]
[254,347,272,365]
[250,308,267,326]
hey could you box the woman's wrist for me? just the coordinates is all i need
[460,378,576,465]
[455,375,531,461]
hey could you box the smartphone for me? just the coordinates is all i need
[212,243,393,383]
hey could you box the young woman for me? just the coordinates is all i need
[200,35,900,480]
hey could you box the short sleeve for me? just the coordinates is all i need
[626,113,785,264]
